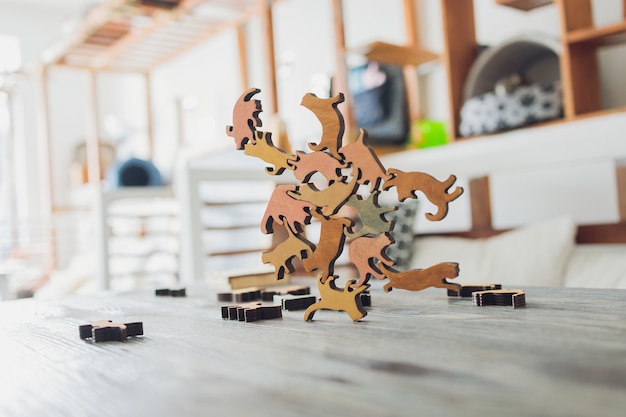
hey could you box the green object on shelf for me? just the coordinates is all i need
[410,119,448,148]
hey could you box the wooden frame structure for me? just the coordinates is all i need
[441,0,626,139]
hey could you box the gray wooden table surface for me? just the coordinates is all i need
[1,280,625,417]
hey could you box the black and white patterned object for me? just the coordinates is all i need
[386,200,419,271]
[459,80,562,137]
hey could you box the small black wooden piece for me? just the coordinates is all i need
[472,289,526,308]
[79,320,144,342]
[273,294,317,311]
[221,303,282,322]
[360,290,371,307]
[447,284,502,298]
[217,288,262,303]
[155,288,186,297]
[261,285,311,301]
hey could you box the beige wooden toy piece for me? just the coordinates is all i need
[262,223,315,280]
[300,93,345,160]
[287,171,359,217]
[380,262,461,293]
[244,130,297,175]
[261,184,314,234]
[384,168,464,221]
[304,275,370,322]
[339,129,391,192]
[344,192,396,239]
[292,150,345,185]
[226,88,262,150]
[302,211,352,282]
[348,233,395,287]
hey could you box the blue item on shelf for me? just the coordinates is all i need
[106,158,162,188]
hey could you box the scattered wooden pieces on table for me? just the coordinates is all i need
[472,289,526,308]
[447,284,502,298]
[155,288,186,297]
[79,320,143,342]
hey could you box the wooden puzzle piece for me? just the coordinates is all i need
[261,185,314,234]
[301,211,352,282]
[472,289,526,308]
[448,284,502,297]
[261,285,310,301]
[304,275,370,322]
[226,88,262,150]
[273,293,317,311]
[339,129,391,192]
[348,233,395,287]
[155,288,186,297]
[380,262,461,293]
[244,130,297,176]
[301,93,345,160]
[217,287,262,303]
[221,303,283,322]
[79,320,143,343]
[292,150,345,185]
[287,171,359,217]
[345,192,396,239]
[261,223,315,280]
[383,168,464,221]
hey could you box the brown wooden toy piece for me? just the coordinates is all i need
[79,320,143,343]
[302,211,352,282]
[304,275,370,322]
[292,150,345,185]
[339,129,391,192]
[262,223,315,280]
[287,171,359,217]
[448,284,502,297]
[384,168,464,221]
[261,185,314,234]
[344,192,396,239]
[472,289,526,308]
[380,262,461,293]
[226,87,262,150]
[244,130,297,176]
[300,93,345,160]
[348,233,395,286]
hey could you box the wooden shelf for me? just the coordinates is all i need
[351,41,438,67]
[441,0,626,139]
[43,0,263,72]
[495,0,553,11]
[566,20,626,46]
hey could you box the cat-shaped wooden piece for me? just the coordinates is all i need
[301,93,345,160]
[226,88,262,150]
[380,262,461,293]
[384,168,464,221]
[304,275,370,322]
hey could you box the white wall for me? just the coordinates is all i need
[2,0,626,267]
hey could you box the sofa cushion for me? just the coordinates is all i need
[409,215,577,287]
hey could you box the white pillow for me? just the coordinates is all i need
[410,215,577,287]
[563,244,626,289]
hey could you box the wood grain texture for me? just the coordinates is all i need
[1,281,625,417]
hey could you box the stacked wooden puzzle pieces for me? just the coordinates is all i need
[226,88,465,322]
